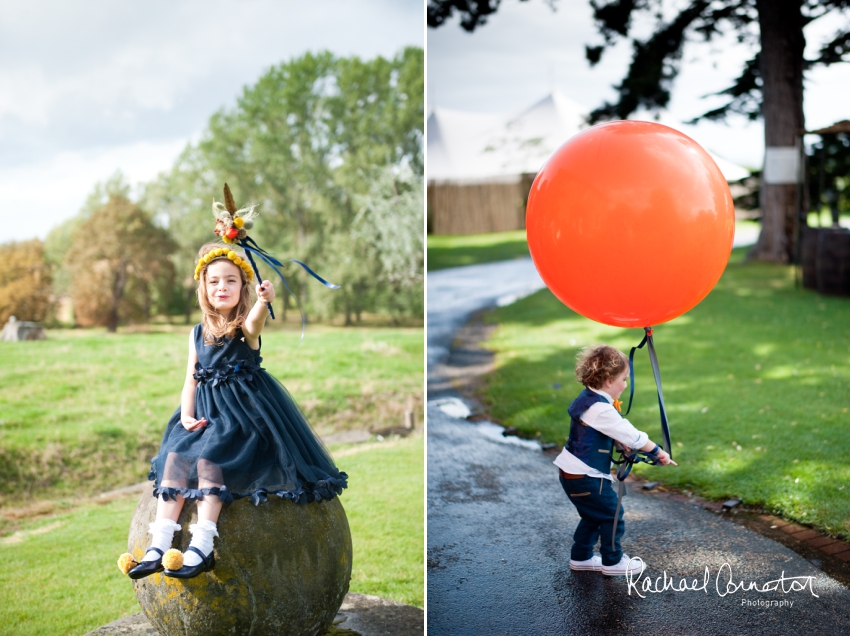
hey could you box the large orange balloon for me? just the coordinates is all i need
[526,120,734,328]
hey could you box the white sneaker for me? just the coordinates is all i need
[569,555,602,571]
[601,554,644,576]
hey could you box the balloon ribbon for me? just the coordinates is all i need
[610,444,661,550]
[624,327,672,454]
[610,325,672,549]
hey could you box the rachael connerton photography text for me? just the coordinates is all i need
[624,558,819,600]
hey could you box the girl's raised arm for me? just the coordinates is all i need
[242,280,276,349]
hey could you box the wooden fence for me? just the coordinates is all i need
[427,174,537,235]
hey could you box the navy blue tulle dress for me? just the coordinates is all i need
[148,324,347,506]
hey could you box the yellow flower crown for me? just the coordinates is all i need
[193,247,254,282]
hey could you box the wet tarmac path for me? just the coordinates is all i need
[427,258,850,635]
[427,406,850,635]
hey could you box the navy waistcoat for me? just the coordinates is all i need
[566,388,614,473]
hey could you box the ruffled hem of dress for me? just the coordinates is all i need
[147,470,348,506]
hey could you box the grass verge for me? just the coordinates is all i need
[0,433,423,636]
[479,247,850,537]
[427,221,759,271]
[427,230,529,271]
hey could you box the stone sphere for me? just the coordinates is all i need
[127,491,352,636]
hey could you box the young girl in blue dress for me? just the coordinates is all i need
[118,239,347,580]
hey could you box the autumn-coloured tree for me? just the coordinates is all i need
[0,240,52,324]
[66,194,176,332]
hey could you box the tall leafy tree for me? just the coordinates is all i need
[145,48,424,322]
[140,147,220,322]
[353,165,424,323]
[429,0,850,263]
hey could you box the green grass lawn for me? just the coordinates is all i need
[0,433,423,636]
[479,247,850,537]
[427,221,761,271]
[0,325,423,506]
[427,230,529,271]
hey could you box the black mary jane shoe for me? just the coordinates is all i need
[128,547,164,580]
[164,546,215,579]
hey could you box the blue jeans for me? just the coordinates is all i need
[558,474,624,566]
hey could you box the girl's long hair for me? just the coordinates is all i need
[195,242,254,345]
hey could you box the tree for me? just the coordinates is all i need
[139,147,219,322]
[428,0,850,263]
[353,165,424,322]
[66,193,176,332]
[45,171,133,300]
[0,240,52,325]
[144,48,424,323]
[807,130,850,220]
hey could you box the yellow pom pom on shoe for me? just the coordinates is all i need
[117,553,138,575]
[162,548,184,571]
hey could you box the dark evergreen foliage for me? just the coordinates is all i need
[807,132,850,216]
[428,0,850,124]
[428,0,530,30]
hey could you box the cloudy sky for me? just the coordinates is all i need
[428,0,850,169]
[3,0,423,240]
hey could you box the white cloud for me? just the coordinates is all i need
[0,0,423,239]
[2,139,188,239]
[0,66,53,126]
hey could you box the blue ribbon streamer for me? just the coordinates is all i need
[236,236,339,343]
[284,259,340,290]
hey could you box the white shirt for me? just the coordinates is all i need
[552,387,650,481]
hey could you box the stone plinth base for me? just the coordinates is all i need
[84,593,423,636]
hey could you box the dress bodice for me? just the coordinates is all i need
[192,324,263,387]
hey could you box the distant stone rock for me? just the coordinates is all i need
[127,490,352,636]
[1,316,45,341]
[322,430,373,445]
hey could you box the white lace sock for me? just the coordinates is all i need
[143,519,181,562]
[183,520,219,567]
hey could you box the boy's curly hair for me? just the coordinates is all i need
[575,345,629,389]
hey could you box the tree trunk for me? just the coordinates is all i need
[184,287,193,324]
[750,0,805,263]
[355,281,362,323]
[107,262,128,333]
